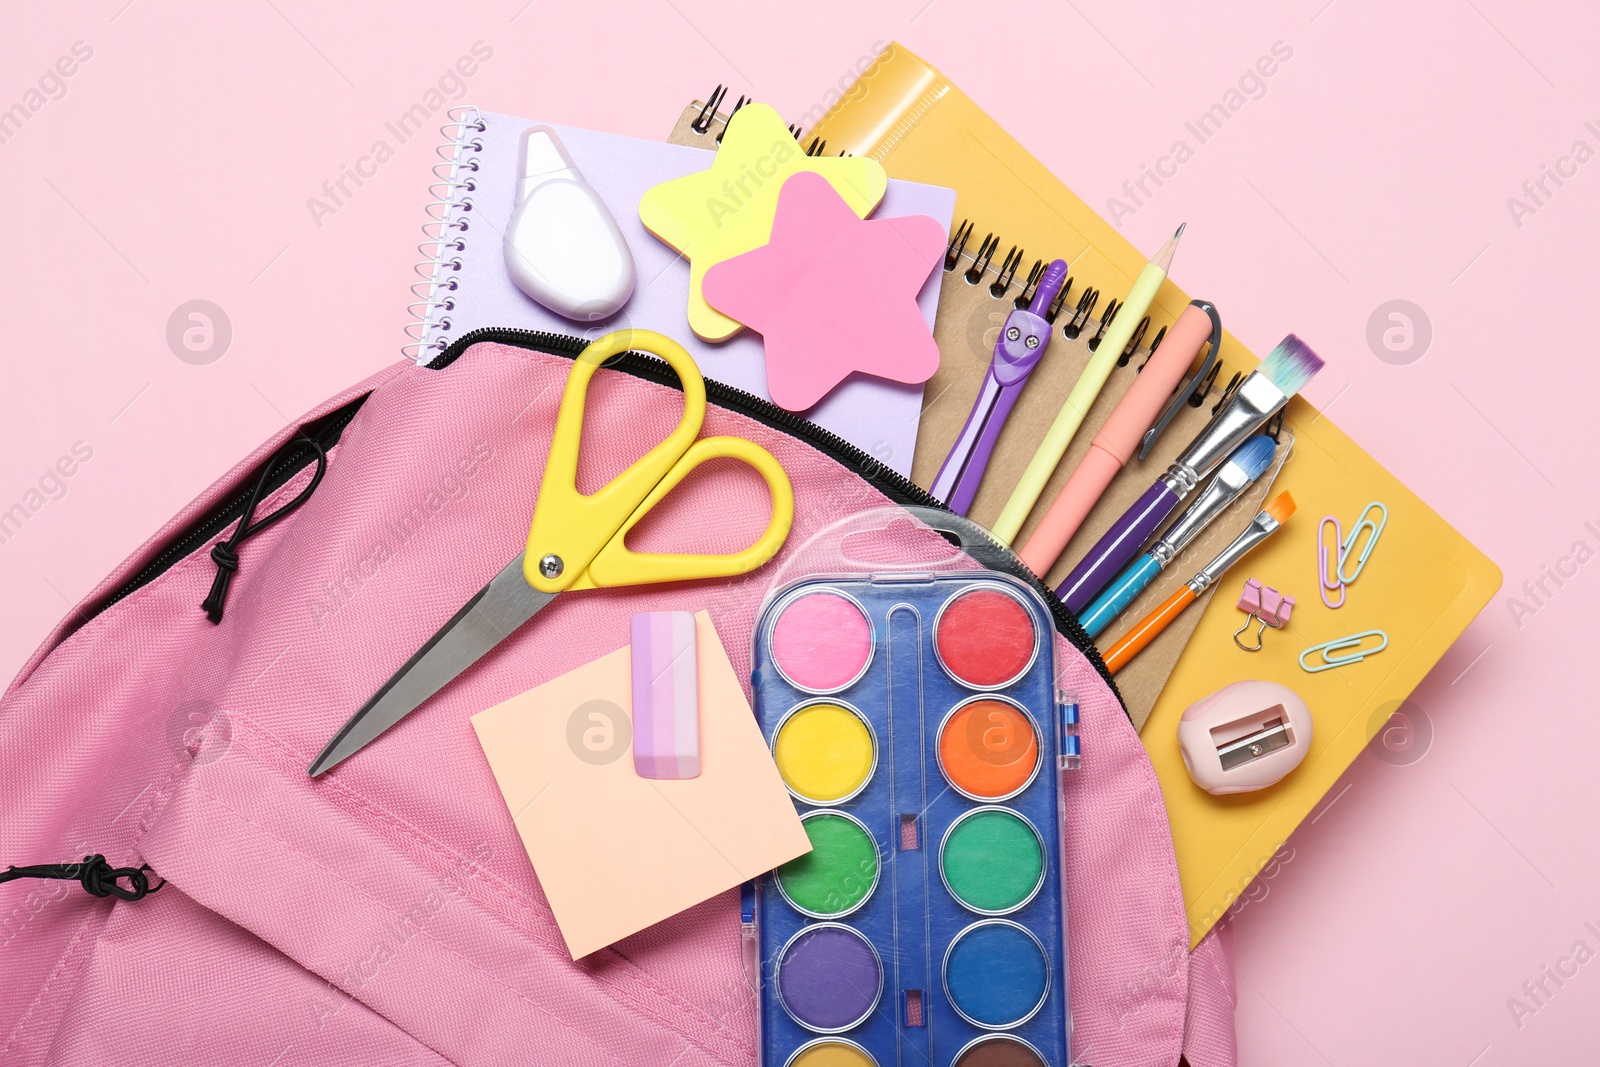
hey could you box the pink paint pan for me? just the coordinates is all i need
[767,589,875,694]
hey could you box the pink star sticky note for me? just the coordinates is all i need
[702,171,945,412]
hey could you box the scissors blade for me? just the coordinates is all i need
[308,552,555,776]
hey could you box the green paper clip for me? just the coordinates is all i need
[1299,630,1388,673]
[1337,502,1387,584]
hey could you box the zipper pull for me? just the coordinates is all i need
[1,854,163,901]
[202,436,328,624]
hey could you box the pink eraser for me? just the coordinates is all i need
[630,612,700,779]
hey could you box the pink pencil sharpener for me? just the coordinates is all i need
[1176,680,1312,795]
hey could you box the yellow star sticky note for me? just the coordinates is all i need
[639,103,888,341]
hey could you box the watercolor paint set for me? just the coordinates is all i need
[750,571,1078,1067]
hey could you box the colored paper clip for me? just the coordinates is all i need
[1318,516,1345,609]
[1338,502,1388,584]
[1299,630,1388,673]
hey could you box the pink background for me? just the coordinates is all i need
[2,1,1594,1062]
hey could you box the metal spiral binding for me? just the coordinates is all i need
[944,220,975,271]
[989,245,1025,298]
[944,225,1080,324]
[1087,297,1153,365]
[1015,259,1047,308]
[1117,315,1151,366]
[947,219,1171,361]
[692,85,729,133]
[1044,277,1074,323]
[404,106,485,362]
[688,84,823,149]
[1088,298,1121,350]
[963,234,999,284]
[1206,368,1238,412]
[1136,325,1168,371]
[1011,259,1075,316]
[1062,288,1100,339]
[716,95,750,143]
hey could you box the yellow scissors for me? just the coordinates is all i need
[309,330,794,776]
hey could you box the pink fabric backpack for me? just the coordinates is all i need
[1,334,1237,1066]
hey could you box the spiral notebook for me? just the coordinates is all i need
[406,109,955,476]
[674,48,1501,947]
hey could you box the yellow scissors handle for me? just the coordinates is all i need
[580,435,794,590]
[524,329,794,593]
[525,330,706,592]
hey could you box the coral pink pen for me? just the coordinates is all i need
[1019,301,1218,577]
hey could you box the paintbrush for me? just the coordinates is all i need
[1077,434,1278,639]
[1101,492,1296,674]
[1057,335,1322,614]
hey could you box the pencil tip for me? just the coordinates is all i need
[1153,224,1184,272]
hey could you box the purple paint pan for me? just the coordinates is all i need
[775,923,883,1033]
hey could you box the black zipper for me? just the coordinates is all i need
[77,328,1120,706]
[77,401,365,627]
[429,328,1120,703]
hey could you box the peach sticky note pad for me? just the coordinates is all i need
[704,171,944,412]
[471,611,810,959]
[638,102,887,342]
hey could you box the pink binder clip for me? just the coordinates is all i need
[1235,578,1296,651]
[1237,578,1265,615]
[1268,593,1295,628]
[1257,586,1296,627]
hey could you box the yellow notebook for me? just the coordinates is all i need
[800,44,1501,946]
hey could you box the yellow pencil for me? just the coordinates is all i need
[990,224,1185,545]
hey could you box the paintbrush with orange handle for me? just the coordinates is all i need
[1102,492,1296,674]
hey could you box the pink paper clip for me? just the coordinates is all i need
[1318,516,1346,609]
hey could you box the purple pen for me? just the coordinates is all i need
[930,259,1069,514]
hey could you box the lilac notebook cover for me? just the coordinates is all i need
[417,111,956,477]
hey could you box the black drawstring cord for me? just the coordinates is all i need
[202,436,327,624]
[1,855,164,902]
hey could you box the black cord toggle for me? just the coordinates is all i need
[1,855,165,902]
[202,436,327,624]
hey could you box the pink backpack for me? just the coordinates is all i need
[2,334,1237,1066]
